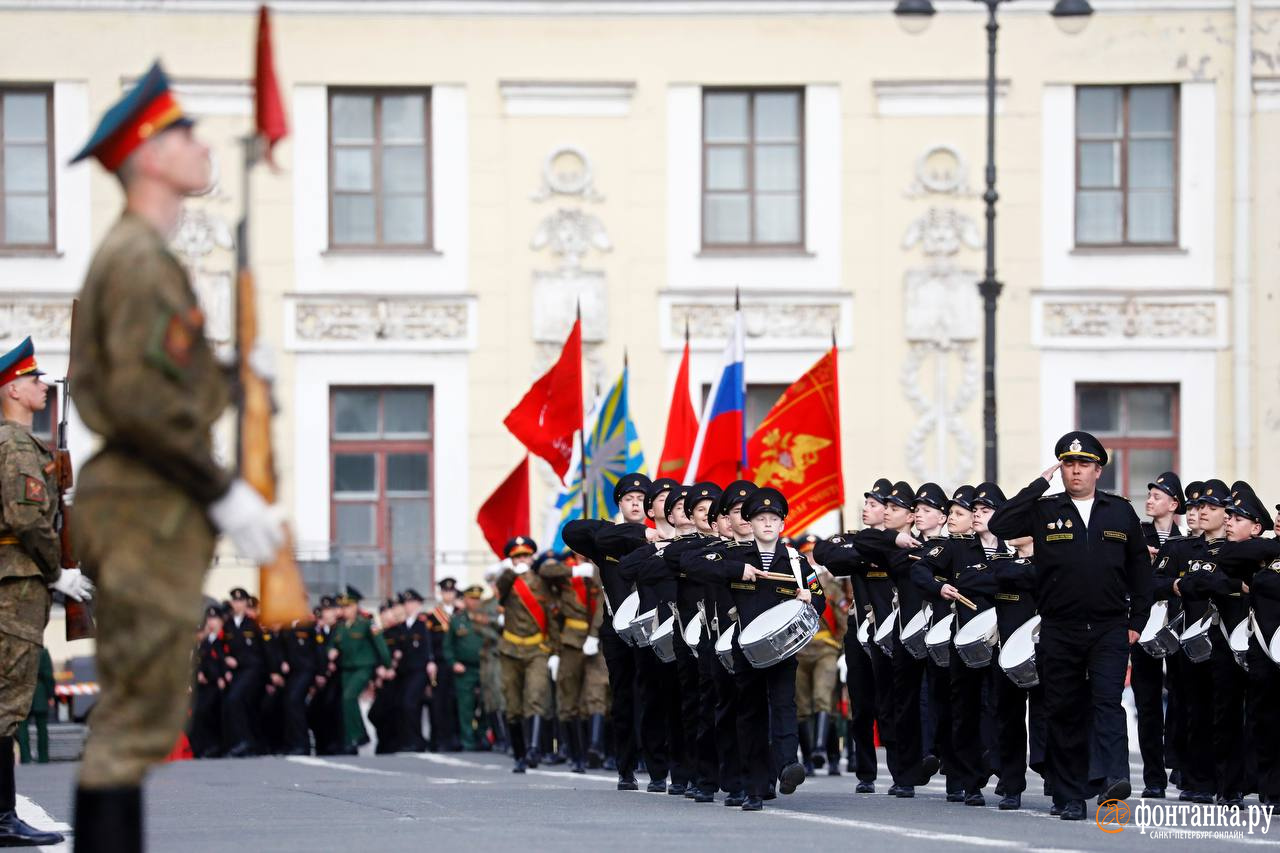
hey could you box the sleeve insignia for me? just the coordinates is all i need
[21,475,46,504]
[928,546,943,557]
[1158,557,1168,569]
[704,553,721,561]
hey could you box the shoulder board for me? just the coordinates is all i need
[726,541,753,549]
[951,533,975,540]
[1164,535,1193,543]
[1101,490,1131,501]
[1037,493,1061,501]
[989,552,1019,561]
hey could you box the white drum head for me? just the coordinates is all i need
[1139,601,1170,644]
[955,608,998,645]
[856,615,872,645]
[1181,615,1212,641]
[1229,618,1251,653]
[612,591,639,633]
[683,611,704,647]
[652,615,675,640]
[901,609,930,640]
[1269,625,1280,664]
[874,609,898,643]
[925,613,954,647]
[715,622,737,653]
[998,615,1040,670]
[740,600,806,645]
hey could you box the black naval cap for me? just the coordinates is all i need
[248,595,259,609]
[718,480,758,517]
[380,598,397,612]
[864,478,894,504]
[912,482,948,513]
[319,594,338,609]
[1227,481,1269,525]
[688,482,723,513]
[504,536,536,558]
[945,485,977,512]
[742,487,788,521]
[203,604,223,620]
[1148,472,1186,514]
[613,472,652,506]
[1183,480,1205,506]
[1197,479,1230,508]
[971,482,1008,510]
[337,585,362,606]
[438,577,458,593]
[664,485,692,523]
[229,587,251,602]
[399,588,424,604]
[884,481,915,510]
[645,477,681,512]
[1055,430,1108,466]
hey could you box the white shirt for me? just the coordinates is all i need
[233,614,244,629]
[1072,497,1095,528]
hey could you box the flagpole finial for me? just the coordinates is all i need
[831,326,838,350]
[624,347,629,369]
[734,287,741,311]
[684,318,690,343]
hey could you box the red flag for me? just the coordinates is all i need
[476,455,531,558]
[254,5,288,165]
[745,346,844,533]
[503,316,583,479]
[657,335,698,482]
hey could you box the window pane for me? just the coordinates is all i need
[332,194,375,244]
[1078,141,1119,189]
[384,389,429,434]
[1126,387,1175,433]
[334,453,377,494]
[1077,87,1121,137]
[706,146,747,191]
[1128,140,1173,190]
[1078,387,1120,433]
[746,384,787,436]
[333,390,379,435]
[755,145,800,191]
[389,498,430,555]
[4,144,47,192]
[3,93,47,142]
[333,147,372,192]
[1128,448,1175,505]
[387,453,429,493]
[704,194,750,243]
[4,195,48,244]
[1076,191,1123,244]
[1130,86,1175,134]
[754,92,799,142]
[755,193,801,244]
[381,94,425,143]
[1127,191,1175,243]
[335,503,376,546]
[331,94,373,142]
[1097,450,1120,492]
[382,194,427,245]
[704,93,749,143]
[382,145,426,194]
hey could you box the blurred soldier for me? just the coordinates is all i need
[443,586,487,750]
[396,589,437,752]
[68,63,285,846]
[473,570,507,752]
[331,587,393,753]
[497,537,560,772]
[250,595,287,755]
[428,578,462,752]
[188,605,226,759]
[370,599,405,753]
[281,608,324,756]
[540,554,605,773]
[221,587,267,757]
[309,596,345,756]
[16,647,55,765]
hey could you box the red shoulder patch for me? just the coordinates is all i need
[163,313,195,369]
[23,475,46,504]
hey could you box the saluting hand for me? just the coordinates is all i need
[1042,462,1063,483]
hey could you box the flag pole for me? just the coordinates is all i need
[577,301,589,517]
[735,288,744,480]
[832,325,845,532]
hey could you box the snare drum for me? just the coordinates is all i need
[650,615,677,663]
[611,592,640,647]
[998,615,1040,688]
[925,613,954,667]
[954,608,999,668]
[738,600,820,669]
[630,608,659,648]
[1138,601,1183,659]
[1269,619,1280,666]
[899,609,931,661]
[874,608,898,655]
[715,623,738,673]
[856,614,873,654]
[683,609,705,655]
[1180,614,1215,663]
[1229,618,1251,671]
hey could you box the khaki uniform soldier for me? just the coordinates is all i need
[496,537,560,772]
[443,586,486,750]
[474,574,507,751]
[794,565,847,774]
[331,587,393,752]
[0,338,94,847]
[540,556,606,773]
[68,63,286,846]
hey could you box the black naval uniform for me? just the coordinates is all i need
[1245,548,1280,801]
[398,610,435,752]
[221,613,268,756]
[371,621,405,753]
[308,622,344,755]
[1132,518,1184,794]
[189,630,226,758]
[281,621,325,755]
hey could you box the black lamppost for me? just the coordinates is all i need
[894,0,1093,483]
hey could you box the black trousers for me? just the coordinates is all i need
[843,637,879,782]
[429,668,459,750]
[993,664,1046,796]
[1179,653,1216,793]
[282,669,316,754]
[220,668,264,753]
[734,653,798,798]
[688,638,720,792]
[397,669,429,752]
[1163,652,1186,782]
[1129,646,1167,789]
[600,625,639,777]
[370,679,400,754]
[926,658,958,792]
[1247,643,1280,798]
[636,651,681,783]
[870,641,898,774]
[188,684,221,757]
[1038,621,1128,803]
[710,640,743,793]
[1210,631,1247,798]
[675,639,715,791]
[309,671,344,755]
[949,655,988,794]
[889,642,926,784]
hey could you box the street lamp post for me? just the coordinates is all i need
[893,0,1093,484]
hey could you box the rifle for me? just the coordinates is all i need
[59,299,95,641]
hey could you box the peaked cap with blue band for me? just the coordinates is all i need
[71,61,193,171]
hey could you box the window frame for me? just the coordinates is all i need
[0,84,56,253]
[326,87,434,252]
[1073,83,1180,249]
[1073,382,1180,503]
[700,86,806,252]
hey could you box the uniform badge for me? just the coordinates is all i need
[1065,520,1073,529]
[1158,557,1169,569]
[1069,438,1083,453]
[21,475,46,504]
[928,546,943,557]
[704,553,721,561]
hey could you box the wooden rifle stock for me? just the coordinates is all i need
[59,299,95,641]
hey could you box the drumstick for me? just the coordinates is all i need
[954,593,978,611]
[757,571,799,583]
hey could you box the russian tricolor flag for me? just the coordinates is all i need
[684,306,745,486]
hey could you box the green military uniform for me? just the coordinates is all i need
[474,594,504,717]
[16,647,54,764]
[497,567,559,719]
[442,604,484,750]
[332,613,392,749]
[796,572,847,718]
[540,561,607,719]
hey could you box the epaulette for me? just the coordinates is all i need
[950,533,976,540]
[1101,489,1131,501]
[989,552,1019,560]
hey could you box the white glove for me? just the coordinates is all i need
[548,654,560,681]
[837,655,848,684]
[248,342,276,382]
[572,563,594,579]
[209,479,286,565]
[513,563,529,575]
[51,567,94,602]
[582,636,600,657]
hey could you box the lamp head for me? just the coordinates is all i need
[1051,0,1093,35]
[893,0,936,35]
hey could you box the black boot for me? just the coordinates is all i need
[541,717,563,765]
[0,737,63,847]
[491,713,510,754]
[811,712,829,769]
[825,716,841,775]
[587,713,605,769]
[526,716,543,768]
[508,717,527,773]
[566,718,585,773]
[73,786,142,853]
[797,720,815,777]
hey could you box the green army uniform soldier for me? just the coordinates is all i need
[68,63,286,846]
[473,571,507,751]
[16,647,55,764]
[443,586,486,750]
[0,338,94,847]
[330,586,393,752]
[539,556,607,772]
[496,537,560,772]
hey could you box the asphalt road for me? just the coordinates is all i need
[15,746,1280,852]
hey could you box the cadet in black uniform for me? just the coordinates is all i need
[1157,479,1203,794]
[189,606,226,758]
[1240,532,1280,803]
[221,588,267,757]
[988,431,1150,820]
[309,596,345,755]
[397,589,437,753]
[281,610,325,755]
[370,599,405,753]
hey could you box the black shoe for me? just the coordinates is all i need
[668,783,687,796]
[1222,796,1244,808]
[907,754,941,786]
[724,791,746,807]
[803,760,815,778]
[72,785,141,853]
[571,761,586,774]
[1191,791,1215,804]
[1098,777,1131,804]
[512,759,527,774]
[894,785,915,798]
[856,781,875,794]
[1179,790,1193,801]
[886,784,902,796]
[994,782,1006,797]
[1050,802,1063,816]
[779,762,806,795]
[965,792,986,807]
[998,794,1022,810]
[647,780,667,794]
[225,741,256,758]
[617,776,638,791]
[827,763,842,777]
[692,788,715,803]
[947,792,965,803]
[764,786,777,801]
[742,796,764,811]
[0,810,63,847]
[683,786,696,799]
[1060,800,1087,821]
[1141,786,1165,799]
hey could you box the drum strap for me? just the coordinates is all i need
[697,600,712,638]
[784,546,806,588]
[669,601,686,642]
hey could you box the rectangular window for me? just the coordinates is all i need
[1075,84,1178,246]
[700,382,787,437]
[702,88,804,250]
[0,86,55,249]
[330,387,433,597]
[328,88,432,249]
[1075,383,1179,506]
